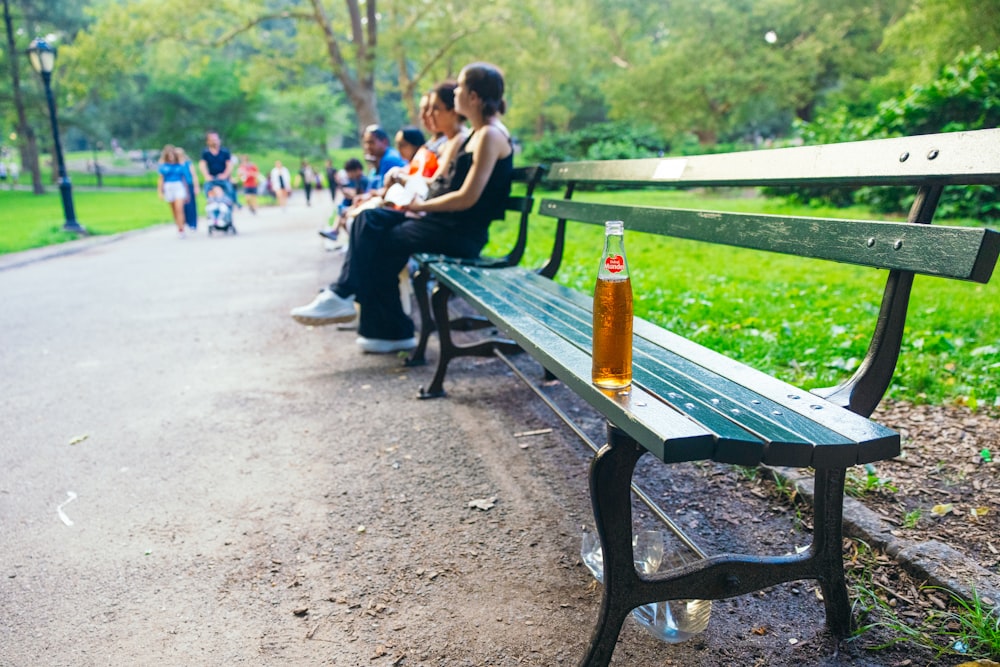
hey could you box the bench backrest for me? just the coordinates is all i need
[485,164,547,266]
[538,129,1000,417]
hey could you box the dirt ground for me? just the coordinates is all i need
[1,197,997,666]
[864,401,999,573]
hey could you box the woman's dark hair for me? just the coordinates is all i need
[399,126,426,149]
[432,80,467,123]
[433,81,458,110]
[462,62,506,117]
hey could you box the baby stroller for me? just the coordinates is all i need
[205,190,237,235]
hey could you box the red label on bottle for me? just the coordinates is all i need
[605,255,624,273]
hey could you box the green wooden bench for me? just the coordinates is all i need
[416,129,1000,665]
[404,164,547,367]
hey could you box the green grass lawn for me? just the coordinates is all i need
[0,188,172,253]
[484,187,1000,408]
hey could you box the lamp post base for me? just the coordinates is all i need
[57,180,84,234]
[61,221,87,234]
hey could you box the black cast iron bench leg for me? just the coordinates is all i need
[579,426,648,667]
[406,264,434,367]
[811,466,853,637]
[418,282,458,398]
[418,280,520,399]
[579,426,853,666]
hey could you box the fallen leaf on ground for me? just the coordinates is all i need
[468,497,497,511]
[931,503,953,516]
[68,434,89,445]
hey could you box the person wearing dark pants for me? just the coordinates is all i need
[299,160,317,207]
[335,209,484,343]
[289,62,513,354]
[176,147,199,232]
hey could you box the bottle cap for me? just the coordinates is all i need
[605,220,624,234]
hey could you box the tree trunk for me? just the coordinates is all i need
[694,129,717,145]
[397,50,418,125]
[309,0,380,136]
[346,85,380,134]
[3,0,43,193]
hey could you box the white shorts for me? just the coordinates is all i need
[163,181,188,203]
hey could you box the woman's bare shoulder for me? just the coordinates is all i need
[482,121,511,142]
[474,123,511,156]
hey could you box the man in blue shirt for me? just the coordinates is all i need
[198,130,239,206]
[362,125,408,190]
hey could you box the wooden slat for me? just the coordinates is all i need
[431,263,900,468]
[430,263,719,462]
[546,129,1000,187]
[482,273,772,464]
[513,271,896,468]
[539,199,1000,283]
[515,271,899,465]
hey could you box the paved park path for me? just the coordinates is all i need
[0,194,619,666]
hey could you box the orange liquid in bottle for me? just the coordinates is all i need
[592,277,633,389]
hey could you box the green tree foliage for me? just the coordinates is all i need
[8,0,1000,182]
[1,0,91,190]
[798,48,1000,218]
[876,0,1000,95]
[60,0,356,155]
[520,121,665,165]
[604,0,908,145]
[860,47,1000,138]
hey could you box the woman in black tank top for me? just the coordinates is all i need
[289,63,514,351]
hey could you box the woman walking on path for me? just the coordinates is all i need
[324,159,340,203]
[270,160,292,210]
[299,160,317,207]
[290,62,514,353]
[176,147,199,232]
[157,145,190,239]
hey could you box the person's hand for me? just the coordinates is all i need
[384,166,404,186]
[402,197,427,216]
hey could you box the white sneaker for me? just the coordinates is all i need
[356,336,417,354]
[290,289,356,326]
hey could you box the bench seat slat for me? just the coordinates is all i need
[515,270,900,465]
[540,199,1000,283]
[432,265,720,460]
[483,274,770,463]
[546,129,1000,187]
[432,262,899,468]
[509,272,862,466]
[512,271,896,467]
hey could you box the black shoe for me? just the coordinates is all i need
[318,229,339,242]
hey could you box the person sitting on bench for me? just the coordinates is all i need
[289,62,514,354]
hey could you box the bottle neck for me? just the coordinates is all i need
[599,232,629,279]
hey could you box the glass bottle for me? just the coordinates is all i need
[580,528,713,644]
[592,220,633,389]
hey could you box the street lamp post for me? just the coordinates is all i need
[92,141,103,188]
[27,38,85,234]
